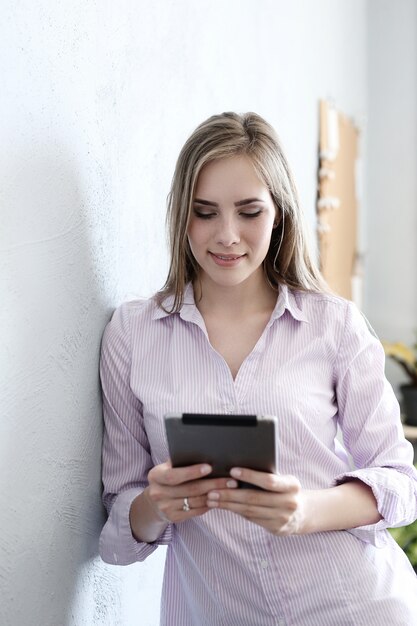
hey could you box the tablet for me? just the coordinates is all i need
[164,413,277,487]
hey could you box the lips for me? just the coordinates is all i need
[208,252,245,267]
[211,253,243,260]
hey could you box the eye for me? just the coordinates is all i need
[240,210,262,218]
[193,210,216,220]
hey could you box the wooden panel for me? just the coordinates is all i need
[317,100,359,299]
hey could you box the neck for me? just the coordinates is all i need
[193,271,277,318]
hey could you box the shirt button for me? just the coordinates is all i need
[225,405,234,414]
[260,560,269,569]
[276,620,285,626]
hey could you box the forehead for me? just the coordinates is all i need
[195,155,269,197]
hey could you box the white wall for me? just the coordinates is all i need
[366,0,417,391]
[0,1,368,625]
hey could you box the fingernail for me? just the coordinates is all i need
[207,500,218,508]
[226,480,238,488]
[207,491,219,500]
[230,468,242,478]
[200,464,211,474]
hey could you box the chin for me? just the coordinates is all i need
[205,271,254,289]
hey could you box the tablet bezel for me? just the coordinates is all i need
[164,413,278,484]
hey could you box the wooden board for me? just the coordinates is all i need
[317,100,359,299]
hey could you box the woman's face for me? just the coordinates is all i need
[187,155,277,290]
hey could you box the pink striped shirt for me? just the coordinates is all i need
[99,283,417,625]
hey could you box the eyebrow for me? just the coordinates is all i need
[193,197,265,207]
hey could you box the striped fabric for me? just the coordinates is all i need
[99,283,417,625]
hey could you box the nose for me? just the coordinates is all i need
[216,215,240,247]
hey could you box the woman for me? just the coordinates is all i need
[99,112,417,625]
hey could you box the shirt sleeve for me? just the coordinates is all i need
[333,300,417,547]
[98,302,173,565]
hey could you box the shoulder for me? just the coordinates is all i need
[291,289,349,322]
[290,289,378,344]
[103,296,160,340]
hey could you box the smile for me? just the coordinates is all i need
[209,252,245,266]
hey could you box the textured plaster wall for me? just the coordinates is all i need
[0,1,367,625]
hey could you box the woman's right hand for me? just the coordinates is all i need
[145,461,238,523]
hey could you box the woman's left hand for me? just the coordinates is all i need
[206,467,307,536]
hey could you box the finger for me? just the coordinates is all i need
[206,487,278,507]
[155,478,238,502]
[170,506,210,523]
[230,468,301,493]
[179,494,209,511]
[151,476,239,503]
[207,500,279,520]
[164,494,215,523]
[150,462,213,487]
[176,476,239,498]
[206,499,297,531]
[155,491,209,522]
[147,478,238,515]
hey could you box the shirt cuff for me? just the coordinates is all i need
[99,487,173,565]
[333,468,404,547]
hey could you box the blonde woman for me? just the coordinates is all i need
[99,112,417,625]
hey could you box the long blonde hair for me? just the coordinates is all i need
[157,111,327,311]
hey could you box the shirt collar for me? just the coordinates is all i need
[152,282,309,324]
[270,283,309,323]
[151,283,196,321]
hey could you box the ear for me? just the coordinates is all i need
[273,213,282,229]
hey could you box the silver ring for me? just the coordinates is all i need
[182,497,190,512]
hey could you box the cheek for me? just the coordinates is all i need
[249,224,274,250]
[188,216,202,235]
[188,218,213,245]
